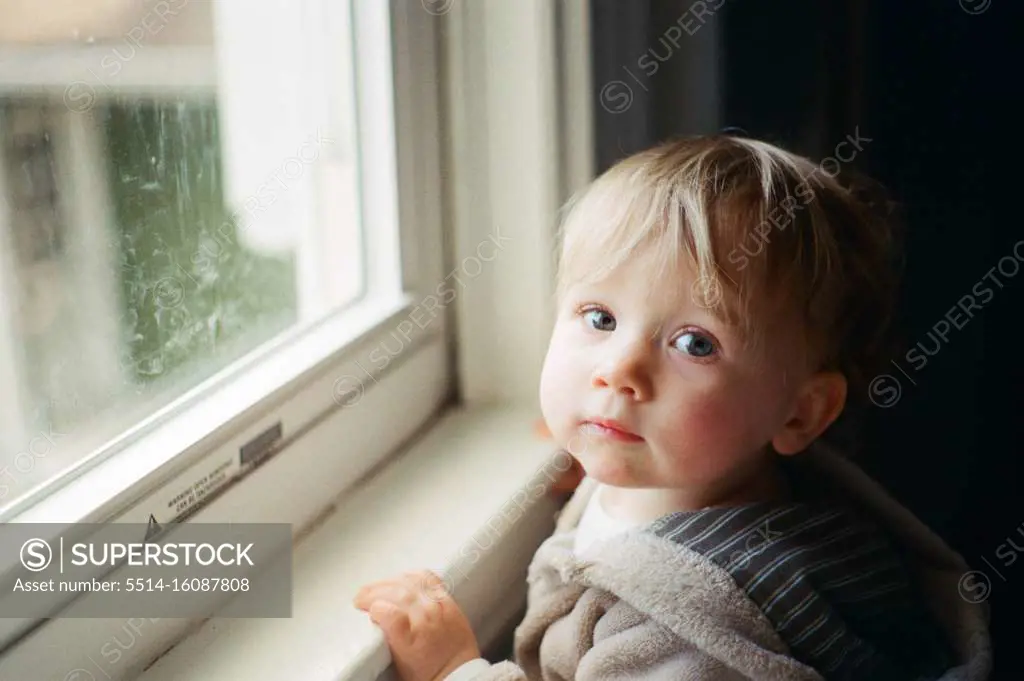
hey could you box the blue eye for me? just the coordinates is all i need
[583,308,616,331]
[673,331,716,358]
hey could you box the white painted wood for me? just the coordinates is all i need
[558,0,597,199]
[444,0,561,405]
[0,338,460,680]
[131,405,563,681]
[0,0,593,675]
[0,0,451,662]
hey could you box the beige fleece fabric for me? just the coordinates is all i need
[473,444,992,680]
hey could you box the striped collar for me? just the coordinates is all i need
[646,502,953,680]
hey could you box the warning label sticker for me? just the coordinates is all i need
[167,458,235,518]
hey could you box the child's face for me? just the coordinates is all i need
[540,253,809,495]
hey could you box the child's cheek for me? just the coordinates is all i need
[659,389,752,460]
[539,334,583,441]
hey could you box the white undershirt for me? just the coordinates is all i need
[445,481,643,681]
[572,481,644,554]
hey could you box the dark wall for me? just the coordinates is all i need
[590,0,1019,675]
[853,5,1018,675]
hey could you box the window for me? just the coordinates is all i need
[0,0,448,651]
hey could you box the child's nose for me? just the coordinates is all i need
[591,346,652,400]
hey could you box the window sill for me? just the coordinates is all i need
[136,403,565,681]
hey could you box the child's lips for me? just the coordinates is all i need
[580,419,644,443]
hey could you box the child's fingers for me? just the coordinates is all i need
[353,570,452,613]
[367,599,413,642]
[353,582,385,610]
[411,569,446,592]
[353,578,395,603]
[353,580,415,610]
[403,570,450,602]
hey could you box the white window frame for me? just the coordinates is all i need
[0,0,450,664]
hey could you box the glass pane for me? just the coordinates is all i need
[0,0,363,512]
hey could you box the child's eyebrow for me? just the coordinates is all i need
[655,306,734,340]
[707,302,742,330]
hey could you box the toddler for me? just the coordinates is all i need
[354,135,992,680]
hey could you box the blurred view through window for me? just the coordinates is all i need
[0,0,363,511]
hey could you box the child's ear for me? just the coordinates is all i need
[772,372,847,455]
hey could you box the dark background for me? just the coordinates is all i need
[590,0,1019,676]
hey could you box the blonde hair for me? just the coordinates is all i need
[554,134,902,402]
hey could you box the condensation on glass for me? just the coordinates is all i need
[0,0,363,511]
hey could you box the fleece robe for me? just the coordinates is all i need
[455,443,991,680]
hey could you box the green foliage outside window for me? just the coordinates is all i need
[103,100,297,385]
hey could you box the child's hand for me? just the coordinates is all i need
[353,570,481,681]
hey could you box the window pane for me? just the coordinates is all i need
[105,99,297,389]
[0,0,364,512]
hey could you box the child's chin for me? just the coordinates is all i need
[579,451,639,487]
